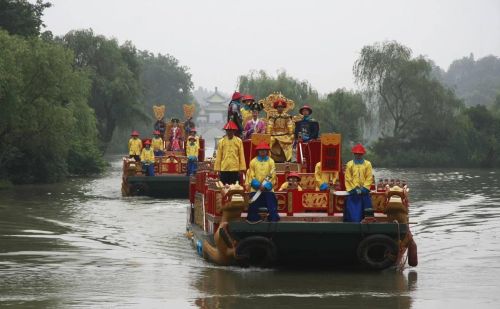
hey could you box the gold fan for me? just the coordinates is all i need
[183,104,195,119]
[153,105,165,121]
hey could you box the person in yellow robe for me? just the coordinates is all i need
[278,172,303,191]
[267,99,294,162]
[245,142,279,222]
[214,120,246,185]
[344,143,373,222]
[186,135,199,176]
[240,94,255,127]
[128,130,142,161]
[314,162,338,191]
[140,140,155,176]
[151,130,164,157]
[187,128,200,148]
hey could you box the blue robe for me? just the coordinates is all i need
[247,192,280,222]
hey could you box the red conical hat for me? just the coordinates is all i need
[189,128,197,133]
[223,120,239,130]
[351,143,366,154]
[153,130,160,135]
[144,140,151,145]
[287,172,301,181]
[131,130,140,136]
[255,142,271,151]
[241,94,255,102]
[299,105,312,115]
[231,91,242,101]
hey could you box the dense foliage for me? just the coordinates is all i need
[0,30,105,183]
[0,0,51,37]
[58,29,146,150]
[354,41,500,167]
[0,1,194,184]
[238,41,500,167]
[440,54,500,107]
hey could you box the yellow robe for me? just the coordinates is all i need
[214,136,246,172]
[278,182,303,191]
[151,137,164,151]
[186,142,199,157]
[128,138,142,156]
[267,113,294,162]
[245,157,276,192]
[241,107,252,127]
[314,162,338,190]
[140,148,155,163]
[344,160,373,191]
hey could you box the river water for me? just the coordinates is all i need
[1,158,500,308]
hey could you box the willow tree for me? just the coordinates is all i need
[59,29,146,150]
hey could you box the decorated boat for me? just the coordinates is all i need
[121,104,205,198]
[186,93,417,270]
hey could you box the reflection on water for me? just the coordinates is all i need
[193,268,415,309]
[1,160,500,308]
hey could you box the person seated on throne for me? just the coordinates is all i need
[267,98,294,162]
[245,142,280,222]
[294,105,319,143]
[243,104,266,140]
[168,118,183,151]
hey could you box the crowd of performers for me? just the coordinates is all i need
[129,91,374,224]
[128,117,200,177]
[218,91,374,224]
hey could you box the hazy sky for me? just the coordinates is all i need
[42,0,500,95]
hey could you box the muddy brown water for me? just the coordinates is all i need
[1,158,499,308]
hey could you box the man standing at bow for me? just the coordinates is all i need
[214,120,246,185]
[344,143,373,222]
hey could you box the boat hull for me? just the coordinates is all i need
[123,175,189,198]
[188,221,408,269]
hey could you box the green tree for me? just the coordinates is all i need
[0,0,51,37]
[316,89,366,138]
[0,30,104,183]
[58,29,145,150]
[140,51,194,120]
[107,51,194,153]
[238,70,320,108]
[442,54,500,107]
